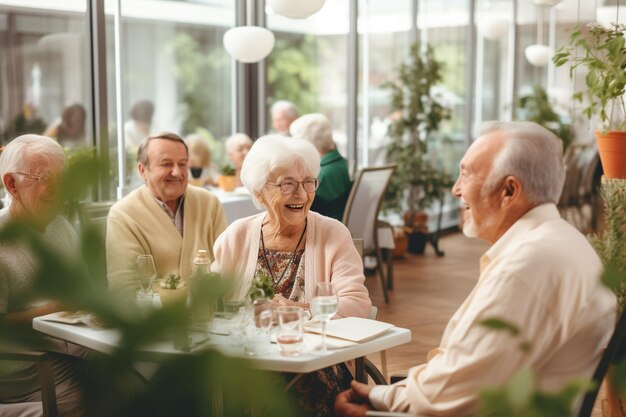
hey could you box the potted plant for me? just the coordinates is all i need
[553,22,626,179]
[217,163,237,192]
[517,85,573,152]
[158,274,188,308]
[383,41,453,254]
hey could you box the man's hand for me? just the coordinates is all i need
[334,380,375,417]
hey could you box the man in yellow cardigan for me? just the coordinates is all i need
[106,132,227,293]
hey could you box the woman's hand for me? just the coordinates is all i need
[271,294,309,310]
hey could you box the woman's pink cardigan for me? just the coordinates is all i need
[213,211,371,319]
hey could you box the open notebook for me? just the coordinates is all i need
[304,317,394,343]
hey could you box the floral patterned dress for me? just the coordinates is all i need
[254,245,353,417]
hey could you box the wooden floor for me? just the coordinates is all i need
[363,231,487,378]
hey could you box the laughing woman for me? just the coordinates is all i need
[213,134,371,416]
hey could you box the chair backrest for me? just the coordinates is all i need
[342,165,395,252]
[352,238,364,261]
[0,350,58,417]
[577,307,626,417]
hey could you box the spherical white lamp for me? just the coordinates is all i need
[267,0,326,19]
[223,26,275,63]
[524,44,552,66]
[532,0,562,6]
[478,16,510,40]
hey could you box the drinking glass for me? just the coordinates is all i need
[277,306,304,356]
[310,282,339,352]
[136,255,157,300]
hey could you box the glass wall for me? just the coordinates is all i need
[357,0,412,168]
[105,0,234,194]
[0,2,91,149]
[266,0,349,153]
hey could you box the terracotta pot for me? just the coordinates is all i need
[218,175,237,192]
[158,287,188,308]
[596,130,626,179]
[392,232,408,259]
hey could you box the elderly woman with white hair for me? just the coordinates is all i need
[290,113,352,220]
[225,132,253,187]
[213,134,371,416]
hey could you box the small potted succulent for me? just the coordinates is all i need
[157,274,188,308]
[553,22,626,179]
[217,163,237,192]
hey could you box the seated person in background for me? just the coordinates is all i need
[270,100,298,135]
[124,100,154,148]
[106,132,227,293]
[225,133,253,187]
[213,134,371,417]
[43,103,87,148]
[185,134,219,187]
[290,113,352,221]
[0,134,87,416]
[335,121,616,417]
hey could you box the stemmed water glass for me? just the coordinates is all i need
[310,282,339,352]
[136,255,157,300]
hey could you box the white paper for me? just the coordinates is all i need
[304,317,394,342]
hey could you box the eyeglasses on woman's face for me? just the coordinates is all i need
[14,171,58,187]
[267,178,320,195]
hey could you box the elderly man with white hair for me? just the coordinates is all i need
[270,100,298,135]
[0,134,87,416]
[290,113,352,220]
[335,121,616,417]
[214,134,370,417]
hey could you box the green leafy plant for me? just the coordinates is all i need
[552,23,626,132]
[160,274,182,290]
[589,180,626,314]
[477,318,591,417]
[221,163,236,176]
[249,272,275,301]
[383,42,453,217]
[517,85,572,151]
[0,151,295,417]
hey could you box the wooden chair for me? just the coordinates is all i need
[352,238,388,385]
[0,351,58,417]
[577,307,626,417]
[343,165,396,303]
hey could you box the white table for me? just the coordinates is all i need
[208,187,265,224]
[32,317,410,375]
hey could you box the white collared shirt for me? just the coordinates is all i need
[369,204,616,416]
[152,195,185,236]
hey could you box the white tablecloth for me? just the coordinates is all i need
[208,187,265,224]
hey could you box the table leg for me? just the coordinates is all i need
[355,356,367,383]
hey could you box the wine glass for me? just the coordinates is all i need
[310,282,339,352]
[136,255,157,300]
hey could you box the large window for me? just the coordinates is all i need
[266,0,349,152]
[105,0,234,194]
[0,2,91,149]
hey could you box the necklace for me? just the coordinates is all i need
[260,221,307,287]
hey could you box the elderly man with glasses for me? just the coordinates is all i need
[0,134,88,416]
[213,134,371,417]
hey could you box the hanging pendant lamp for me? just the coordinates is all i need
[524,44,551,66]
[478,16,510,40]
[223,0,275,63]
[223,26,275,63]
[267,0,326,19]
[532,0,562,6]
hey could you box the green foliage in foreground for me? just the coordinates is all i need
[0,149,296,417]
